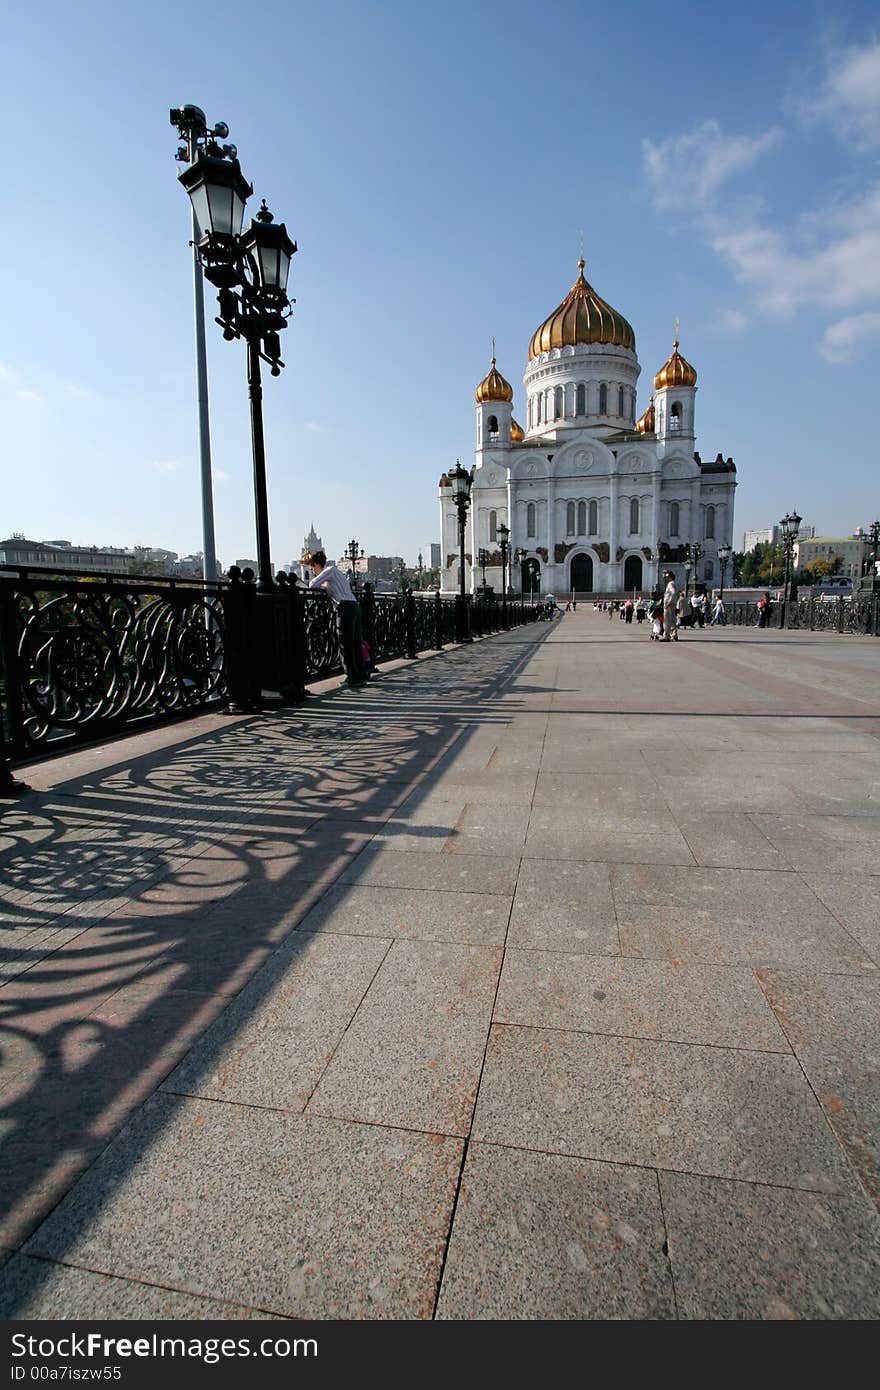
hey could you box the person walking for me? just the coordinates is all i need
[662,571,678,641]
[711,594,726,626]
[755,591,771,629]
[308,550,369,687]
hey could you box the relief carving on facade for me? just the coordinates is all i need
[555,542,574,563]
[616,546,625,562]
[642,547,653,560]
[536,547,548,562]
[595,543,610,563]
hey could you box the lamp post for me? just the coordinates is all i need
[655,539,665,594]
[780,510,802,626]
[860,521,880,583]
[717,542,731,602]
[397,559,408,593]
[478,548,490,588]
[344,539,365,591]
[688,541,704,588]
[448,459,473,641]
[497,521,510,625]
[417,551,424,590]
[176,140,296,594]
[170,104,227,585]
[683,559,692,598]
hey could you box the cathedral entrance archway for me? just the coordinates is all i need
[570,553,593,594]
[522,557,541,599]
[624,554,643,592]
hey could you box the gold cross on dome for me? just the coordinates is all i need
[674,316,680,343]
[492,335,496,361]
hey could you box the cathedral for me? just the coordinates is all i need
[439,258,736,598]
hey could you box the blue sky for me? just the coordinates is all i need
[2,0,878,567]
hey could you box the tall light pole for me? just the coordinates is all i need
[497,521,510,625]
[717,542,731,601]
[344,539,364,591]
[170,104,229,584]
[780,510,802,627]
[176,136,297,595]
[683,559,692,598]
[448,460,473,641]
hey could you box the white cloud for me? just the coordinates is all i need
[799,38,880,149]
[152,459,181,475]
[643,120,783,208]
[63,382,94,401]
[819,310,880,363]
[15,389,40,402]
[706,185,880,317]
[714,308,749,336]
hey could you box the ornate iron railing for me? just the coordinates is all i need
[1,568,538,775]
[722,595,879,635]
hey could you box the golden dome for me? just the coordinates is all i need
[653,340,697,390]
[528,259,636,360]
[635,396,655,434]
[510,417,524,442]
[475,357,513,403]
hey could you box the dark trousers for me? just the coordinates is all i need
[338,600,368,684]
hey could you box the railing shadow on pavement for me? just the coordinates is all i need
[0,623,555,1314]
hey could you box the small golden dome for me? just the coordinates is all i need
[475,357,514,403]
[653,340,697,391]
[510,417,524,442]
[528,259,636,359]
[634,396,655,434]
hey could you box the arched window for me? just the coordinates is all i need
[588,500,598,535]
[487,414,498,442]
[576,383,586,415]
[578,501,587,534]
[599,383,608,414]
[527,502,536,538]
[670,502,680,536]
[566,501,575,535]
[670,402,682,432]
[489,510,497,543]
[537,395,543,425]
[629,498,639,534]
[618,385,625,417]
[554,386,564,420]
[705,505,715,540]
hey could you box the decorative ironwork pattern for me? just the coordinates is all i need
[302,591,343,677]
[414,598,438,650]
[722,596,878,635]
[371,596,408,663]
[0,571,225,758]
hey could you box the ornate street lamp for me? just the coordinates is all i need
[448,459,473,641]
[860,521,880,584]
[344,539,365,590]
[683,558,692,597]
[717,542,732,601]
[497,521,510,623]
[688,541,704,586]
[417,551,424,589]
[177,145,296,594]
[478,548,490,587]
[170,103,236,584]
[780,510,802,625]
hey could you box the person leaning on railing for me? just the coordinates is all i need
[307,550,370,688]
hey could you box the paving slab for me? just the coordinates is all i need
[436,1143,675,1320]
[22,1094,463,1319]
[308,940,501,1135]
[756,967,880,1206]
[507,859,619,955]
[161,932,390,1112]
[0,1256,279,1319]
[753,813,880,875]
[473,1024,854,1190]
[801,873,880,965]
[613,864,876,972]
[295,884,511,946]
[523,807,695,865]
[339,844,521,895]
[495,952,789,1052]
[660,1172,880,1319]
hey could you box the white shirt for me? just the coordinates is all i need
[309,564,356,604]
[663,580,676,609]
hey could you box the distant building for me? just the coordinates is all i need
[365,555,404,581]
[0,536,139,574]
[742,523,815,551]
[421,542,441,570]
[794,536,864,579]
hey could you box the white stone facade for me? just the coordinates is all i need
[440,269,737,598]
